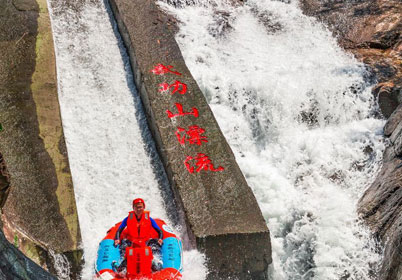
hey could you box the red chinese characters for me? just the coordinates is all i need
[151,63,224,174]
[184,153,224,174]
[159,80,188,95]
[150,64,182,76]
[176,125,208,146]
[166,103,199,119]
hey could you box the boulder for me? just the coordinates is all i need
[374,83,402,119]
[107,0,272,278]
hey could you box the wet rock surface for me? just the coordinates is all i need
[108,0,272,278]
[0,220,56,280]
[0,0,82,278]
[300,0,401,118]
[299,0,401,279]
[358,146,402,280]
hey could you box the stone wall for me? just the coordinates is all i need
[107,0,272,278]
[0,0,82,278]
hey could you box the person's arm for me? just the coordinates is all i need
[114,217,128,245]
[150,218,163,240]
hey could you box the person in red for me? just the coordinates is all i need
[114,198,163,247]
[113,198,164,273]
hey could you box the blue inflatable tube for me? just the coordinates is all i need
[161,237,182,271]
[96,239,121,272]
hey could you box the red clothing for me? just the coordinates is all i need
[114,211,162,243]
[126,211,153,240]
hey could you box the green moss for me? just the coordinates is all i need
[10,230,43,266]
[22,239,40,263]
[13,234,18,248]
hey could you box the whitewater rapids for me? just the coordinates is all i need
[47,0,206,278]
[159,0,385,279]
[46,0,386,278]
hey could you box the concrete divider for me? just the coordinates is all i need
[0,0,82,277]
[108,0,272,278]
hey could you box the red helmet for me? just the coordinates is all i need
[133,198,145,208]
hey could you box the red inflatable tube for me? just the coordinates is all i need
[95,219,182,280]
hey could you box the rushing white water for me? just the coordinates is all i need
[47,0,206,279]
[159,0,385,279]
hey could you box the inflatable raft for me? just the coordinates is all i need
[95,219,182,280]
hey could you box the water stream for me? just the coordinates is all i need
[47,0,206,278]
[46,0,386,278]
[159,0,385,279]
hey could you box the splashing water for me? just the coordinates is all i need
[158,0,385,279]
[47,0,206,278]
[49,250,71,280]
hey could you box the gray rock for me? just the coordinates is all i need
[375,84,402,119]
[384,104,402,136]
[358,152,402,280]
[379,215,402,280]
[0,221,56,280]
[389,116,402,157]
[107,0,272,278]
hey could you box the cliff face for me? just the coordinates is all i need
[299,0,401,279]
[359,107,402,280]
[0,0,82,278]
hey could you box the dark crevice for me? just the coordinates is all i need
[0,152,11,209]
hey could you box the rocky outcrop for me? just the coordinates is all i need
[358,105,402,280]
[107,0,272,278]
[300,0,401,118]
[0,219,56,280]
[299,1,401,279]
[0,0,82,278]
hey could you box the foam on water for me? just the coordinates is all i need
[159,0,385,279]
[47,0,206,278]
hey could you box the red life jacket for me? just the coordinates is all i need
[126,210,153,241]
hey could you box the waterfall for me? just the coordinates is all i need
[158,0,385,279]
